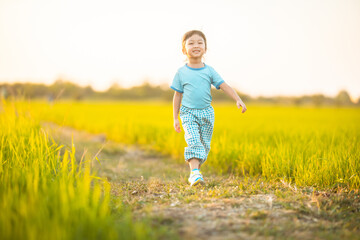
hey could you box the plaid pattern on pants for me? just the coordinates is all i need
[179,105,214,166]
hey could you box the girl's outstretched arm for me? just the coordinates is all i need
[219,82,247,113]
[173,91,183,132]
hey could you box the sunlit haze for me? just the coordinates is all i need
[0,0,359,99]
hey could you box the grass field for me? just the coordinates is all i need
[2,99,360,239]
[0,100,177,240]
[26,100,360,190]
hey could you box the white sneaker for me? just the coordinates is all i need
[188,170,205,186]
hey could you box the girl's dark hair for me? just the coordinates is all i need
[182,30,207,51]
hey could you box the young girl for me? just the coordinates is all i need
[171,30,247,186]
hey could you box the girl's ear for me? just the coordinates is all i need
[202,49,207,58]
[182,48,187,55]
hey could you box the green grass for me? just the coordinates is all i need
[0,100,177,240]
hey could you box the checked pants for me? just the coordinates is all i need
[179,105,214,166]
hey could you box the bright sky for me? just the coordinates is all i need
[0,0,359,99]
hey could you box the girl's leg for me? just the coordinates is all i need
[188,158,200,171]
[199,106,215,164]
[200,120,213,159]
[181,115,207,167]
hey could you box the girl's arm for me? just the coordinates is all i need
[219,82,247,113]
[173,91,183,132]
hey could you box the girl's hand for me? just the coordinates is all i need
[236,100,247,113]
[174,119,181,133]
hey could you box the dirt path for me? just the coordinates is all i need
[42,122,360,240]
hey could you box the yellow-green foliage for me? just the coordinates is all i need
[0,101,168,240]
[28,101,360,189]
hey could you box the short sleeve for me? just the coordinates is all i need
[210,67,225,90]
[170,71,184,93]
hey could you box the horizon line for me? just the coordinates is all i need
[0,79,358,101]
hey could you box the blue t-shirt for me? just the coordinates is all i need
[170,63,225,109]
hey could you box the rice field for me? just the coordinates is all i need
[26,100,360,190]
[0,100,176,240]
[1,99,359,239]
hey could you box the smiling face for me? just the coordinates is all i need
[182,34,207,59]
